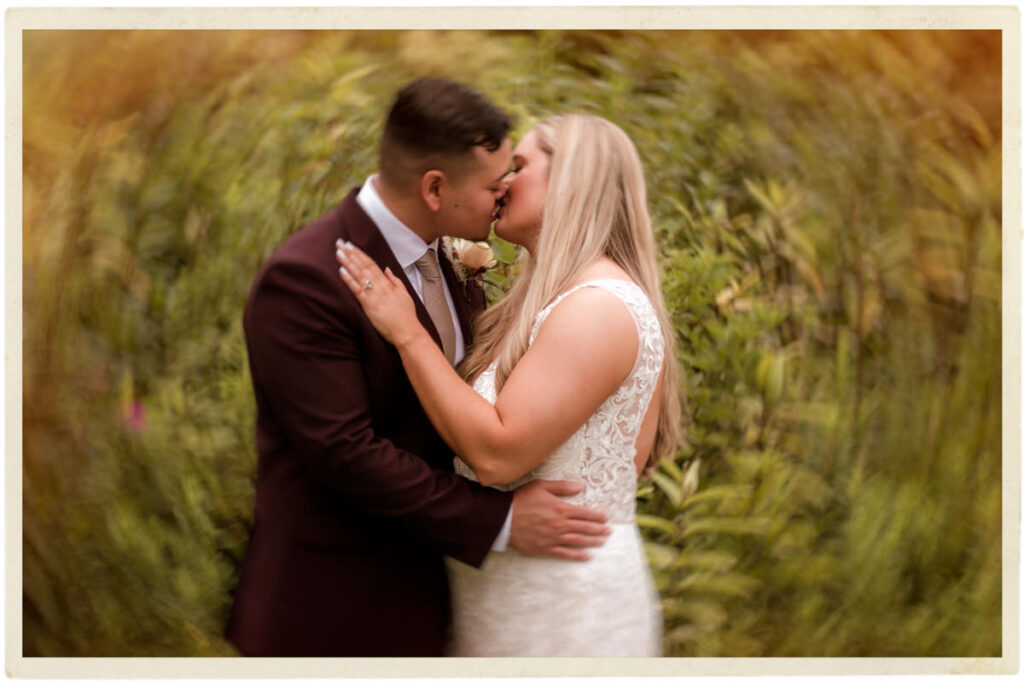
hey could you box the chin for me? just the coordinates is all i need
[451,225,490,241]
[462,222,491,241]
[493,221,513,243]
[494,223,526,248]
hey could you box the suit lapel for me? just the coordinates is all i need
[339,189,443,350]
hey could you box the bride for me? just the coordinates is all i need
[336,114,682,656]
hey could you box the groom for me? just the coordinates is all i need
[226,78,610,656]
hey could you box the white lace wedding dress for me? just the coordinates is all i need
[446,279,664,657]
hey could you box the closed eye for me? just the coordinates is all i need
[501,165,522,183]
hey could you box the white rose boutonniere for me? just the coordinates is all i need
[444,237,498,284]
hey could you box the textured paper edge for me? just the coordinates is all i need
[6,4,1020,679]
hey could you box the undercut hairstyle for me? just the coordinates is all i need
[379,78,513,188]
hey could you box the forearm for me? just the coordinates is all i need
[396,329,517,485]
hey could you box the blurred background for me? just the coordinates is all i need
[22,30,1001,656]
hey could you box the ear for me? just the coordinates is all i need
[420,170,445,213]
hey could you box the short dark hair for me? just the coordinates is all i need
[379,78,513,186]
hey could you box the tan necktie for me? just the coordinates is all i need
[414,249,457,365]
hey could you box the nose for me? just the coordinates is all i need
[496,176,511,199]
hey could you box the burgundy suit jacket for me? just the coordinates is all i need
[225,188,513,656]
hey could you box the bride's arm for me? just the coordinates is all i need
[400,287,636,485]
[337,242,638,486]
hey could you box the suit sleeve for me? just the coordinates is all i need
[244,258,512,567]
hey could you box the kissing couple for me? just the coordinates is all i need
[226,78,682,657]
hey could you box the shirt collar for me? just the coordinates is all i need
[356,175,438,269]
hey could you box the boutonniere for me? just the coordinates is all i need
[443,237,498,286]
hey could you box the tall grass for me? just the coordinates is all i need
[23,30,1001,656]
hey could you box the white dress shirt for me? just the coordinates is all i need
[356,176,512,552]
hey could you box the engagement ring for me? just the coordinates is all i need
[362,280,374,291]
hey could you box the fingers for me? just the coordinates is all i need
[336,240,362,271]
[347,243,378,275]
[335,239,368,265]
[336,240,389,294]
[546,547,591,562]
[532,479,608,523]
[336,241,366,287]
[337,261,363,298]
[336,241,362,276]
[536,479,585,497]
[560,503,608,524]
[552,521,611,550]
[336,240,374,276]
[559,520,611,538]
[384,267,402,288]
[557,533,608,549]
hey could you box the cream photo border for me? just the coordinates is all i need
[6,5,1021,678]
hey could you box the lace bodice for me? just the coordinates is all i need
[455,279,664,523]
[446,279,665,656]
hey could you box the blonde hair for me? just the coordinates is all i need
[460,114,684,474]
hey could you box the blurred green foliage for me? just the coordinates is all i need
[23,30,1001,656]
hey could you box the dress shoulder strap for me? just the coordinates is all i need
[529,279,659,347]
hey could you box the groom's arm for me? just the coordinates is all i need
[245,258,511,568]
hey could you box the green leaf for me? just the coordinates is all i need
[644,542,680,569]
[681,458,701,501]
[659,458,685,484]
[755,353,773,392]
[672,550,739,572]
[676,571,763,598]
[663,597,730,629]
[636,514,678,536]
[682,516,771,539]
[755,351,785,404]
[773,401,840,427]
[652,472,683,508]
[681,484,752,511]
[765,353,785,404]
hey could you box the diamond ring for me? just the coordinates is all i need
[362,280,374,291]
